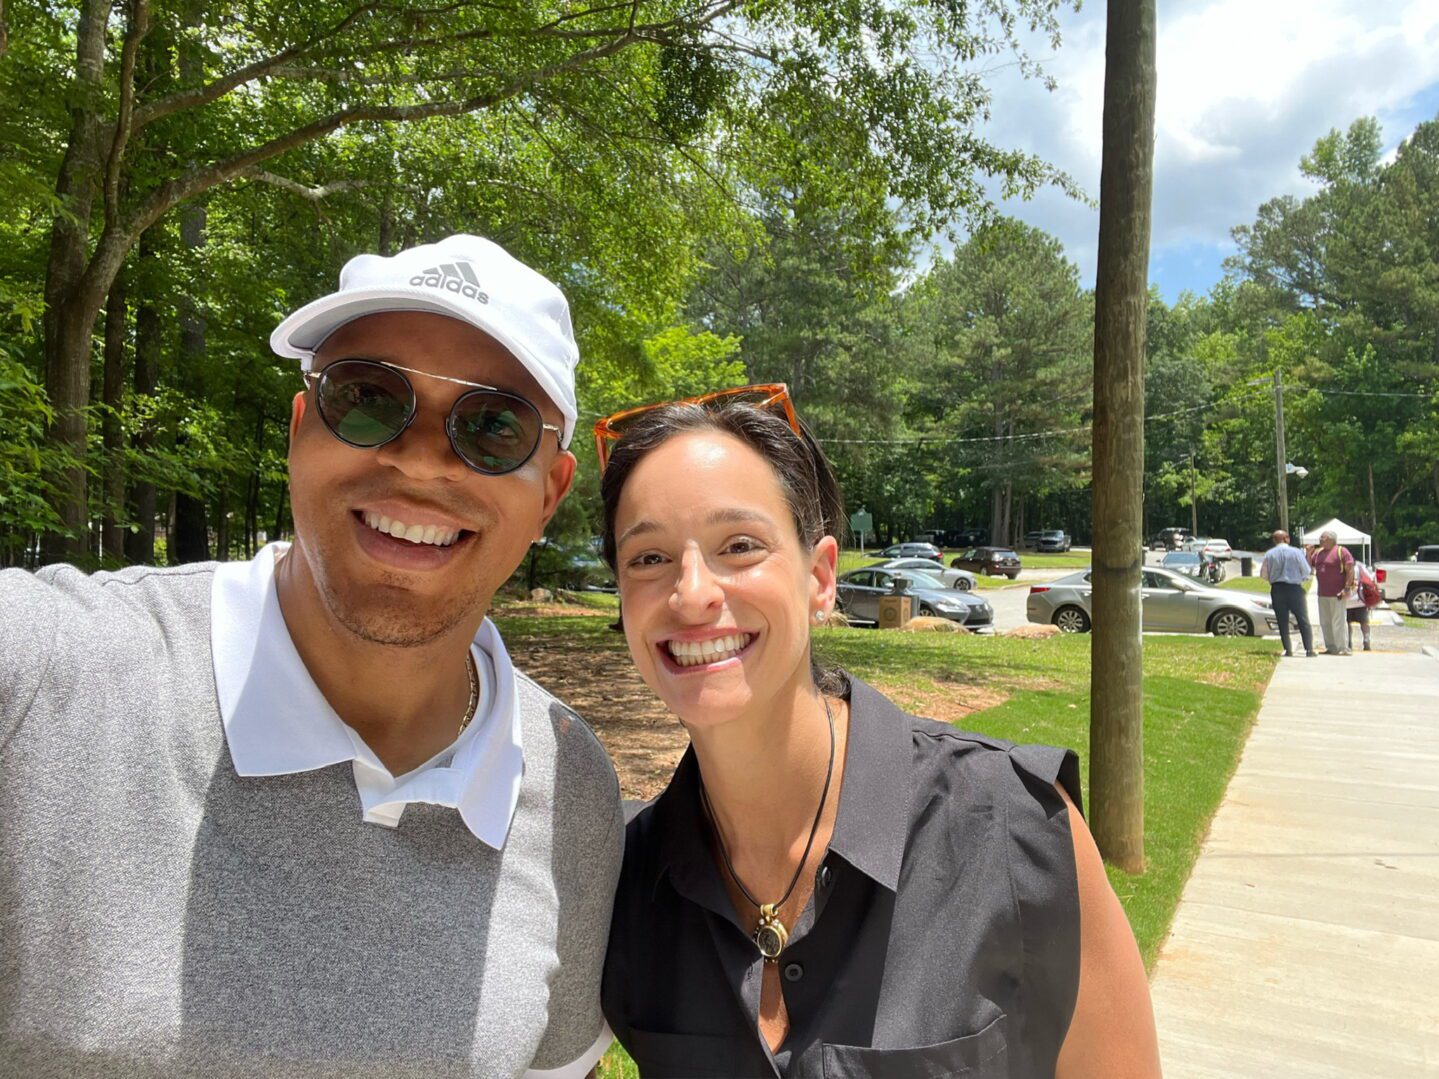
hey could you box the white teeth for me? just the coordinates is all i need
[666,634,753,667]
[361,512,460,547]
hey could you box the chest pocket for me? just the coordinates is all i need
[820,1014,1007,1078]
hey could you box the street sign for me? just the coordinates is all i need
[850,509,873,555]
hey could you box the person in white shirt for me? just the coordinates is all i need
[0,235,621,1079]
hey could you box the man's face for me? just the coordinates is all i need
[286,311,575,647]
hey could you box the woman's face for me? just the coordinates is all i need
[611,429,837,729]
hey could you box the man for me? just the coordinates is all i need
[0,235,622,1078]
[1259,528,1317,658]
[1307,528,1356,656]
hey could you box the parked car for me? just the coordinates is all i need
[951,547,1022,579]
[868,557,978,591]
[1375,545,1439,618]
[1148,527,1192,551]
[1026,566,1278,636]
[1022,530,1043,549]
[954,527,990,547]
[1184,536,1233,558]
[835,568,993,630]
[1036,529,1071,553]
[1160,551,1203,578]
[878,541,943,562]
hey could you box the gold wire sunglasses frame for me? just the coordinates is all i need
[302,358,563,476]
[593,383,800,472]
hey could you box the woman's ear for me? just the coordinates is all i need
[810,535,840,620]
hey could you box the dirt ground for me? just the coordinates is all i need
[501,600,1020,801]
[501,607,688,800]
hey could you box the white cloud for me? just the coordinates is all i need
[960,0,1439,293]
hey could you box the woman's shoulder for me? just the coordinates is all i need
[847,676,1082,818]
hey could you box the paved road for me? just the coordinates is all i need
[1149,649,1439,1077]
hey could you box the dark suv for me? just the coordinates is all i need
[951,547,1022,579]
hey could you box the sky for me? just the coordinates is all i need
[954,0,1439,302]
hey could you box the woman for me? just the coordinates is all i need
[595,388,1160,1078]
[1345,559,1377,652]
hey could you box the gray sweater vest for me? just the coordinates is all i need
[0,563,622,1078]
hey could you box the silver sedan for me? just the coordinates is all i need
[867,557,978,591]
[837,568,993,630]
[1025,566,1279,636]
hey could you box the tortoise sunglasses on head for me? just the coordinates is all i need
[593,383,800,472]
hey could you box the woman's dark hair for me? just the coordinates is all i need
[599,399,849,696]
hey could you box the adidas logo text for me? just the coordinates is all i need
[410,261,489,302]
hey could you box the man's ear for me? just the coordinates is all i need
[289,390,307,447]
[535,449,578,540]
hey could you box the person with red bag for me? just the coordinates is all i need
[1345,558,1382,652]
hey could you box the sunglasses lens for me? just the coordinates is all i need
[316,360,413,446]
[451,392,543,474]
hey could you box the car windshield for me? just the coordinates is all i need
[1163,553,1200,565]
[992,550,1016,559]
[899,571,946,590]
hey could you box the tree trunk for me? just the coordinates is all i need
[101,271,128,563]
[1367,462,1379,561]
[171,200,210,563]
[40,0,113,564]
[125,232,162,564]
[1089,0,1156,873]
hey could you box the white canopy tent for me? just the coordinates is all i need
[1306,517,1369,566]
[1300,517,1372,565]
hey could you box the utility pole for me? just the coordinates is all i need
[1090,0,1155,874]
[1189,450,1198,535]
[1273,369,1288,535]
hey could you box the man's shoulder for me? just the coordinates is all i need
[4,559,217,604]
[2,560,216,641]
[0,562,219,742]
[512,668,619,797]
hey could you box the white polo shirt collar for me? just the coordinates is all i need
[210,542,524,849]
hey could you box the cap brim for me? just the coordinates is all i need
[270,285,577,449]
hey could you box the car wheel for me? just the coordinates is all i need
[918,604,934,617]
[1209,610,1253,637]
[1407,587,1439,618]
[1053,606,1091,633]
[953,578,972,591]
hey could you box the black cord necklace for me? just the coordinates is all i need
[699,694,836,962]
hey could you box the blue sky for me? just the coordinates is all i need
[949,0,1439,303]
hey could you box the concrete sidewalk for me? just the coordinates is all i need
[1149,650,1439,1077]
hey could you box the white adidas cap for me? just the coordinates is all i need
[270,234,580,448]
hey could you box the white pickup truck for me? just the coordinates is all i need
[1375,545,1439,618]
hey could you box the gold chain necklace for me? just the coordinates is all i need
[700,695,836,962]
[456,651,479,736]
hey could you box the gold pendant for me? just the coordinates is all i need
[753,903,788,961]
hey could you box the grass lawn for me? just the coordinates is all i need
[1220,576,1270,593]
[1221,576,1311,594]
[519,613,1278,1077]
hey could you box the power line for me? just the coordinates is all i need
[1310,388,1434,400]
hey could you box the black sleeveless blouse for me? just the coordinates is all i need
[601,676,1083,1078]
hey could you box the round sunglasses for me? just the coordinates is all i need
[303,358,562,476]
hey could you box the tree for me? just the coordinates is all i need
[1089,0,1155,873]
[11,0,1078,562]
[904,218,1092,546]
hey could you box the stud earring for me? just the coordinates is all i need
[814,609,828,623]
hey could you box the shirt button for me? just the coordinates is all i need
[816,865,833,890]
[783,962,804,983]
